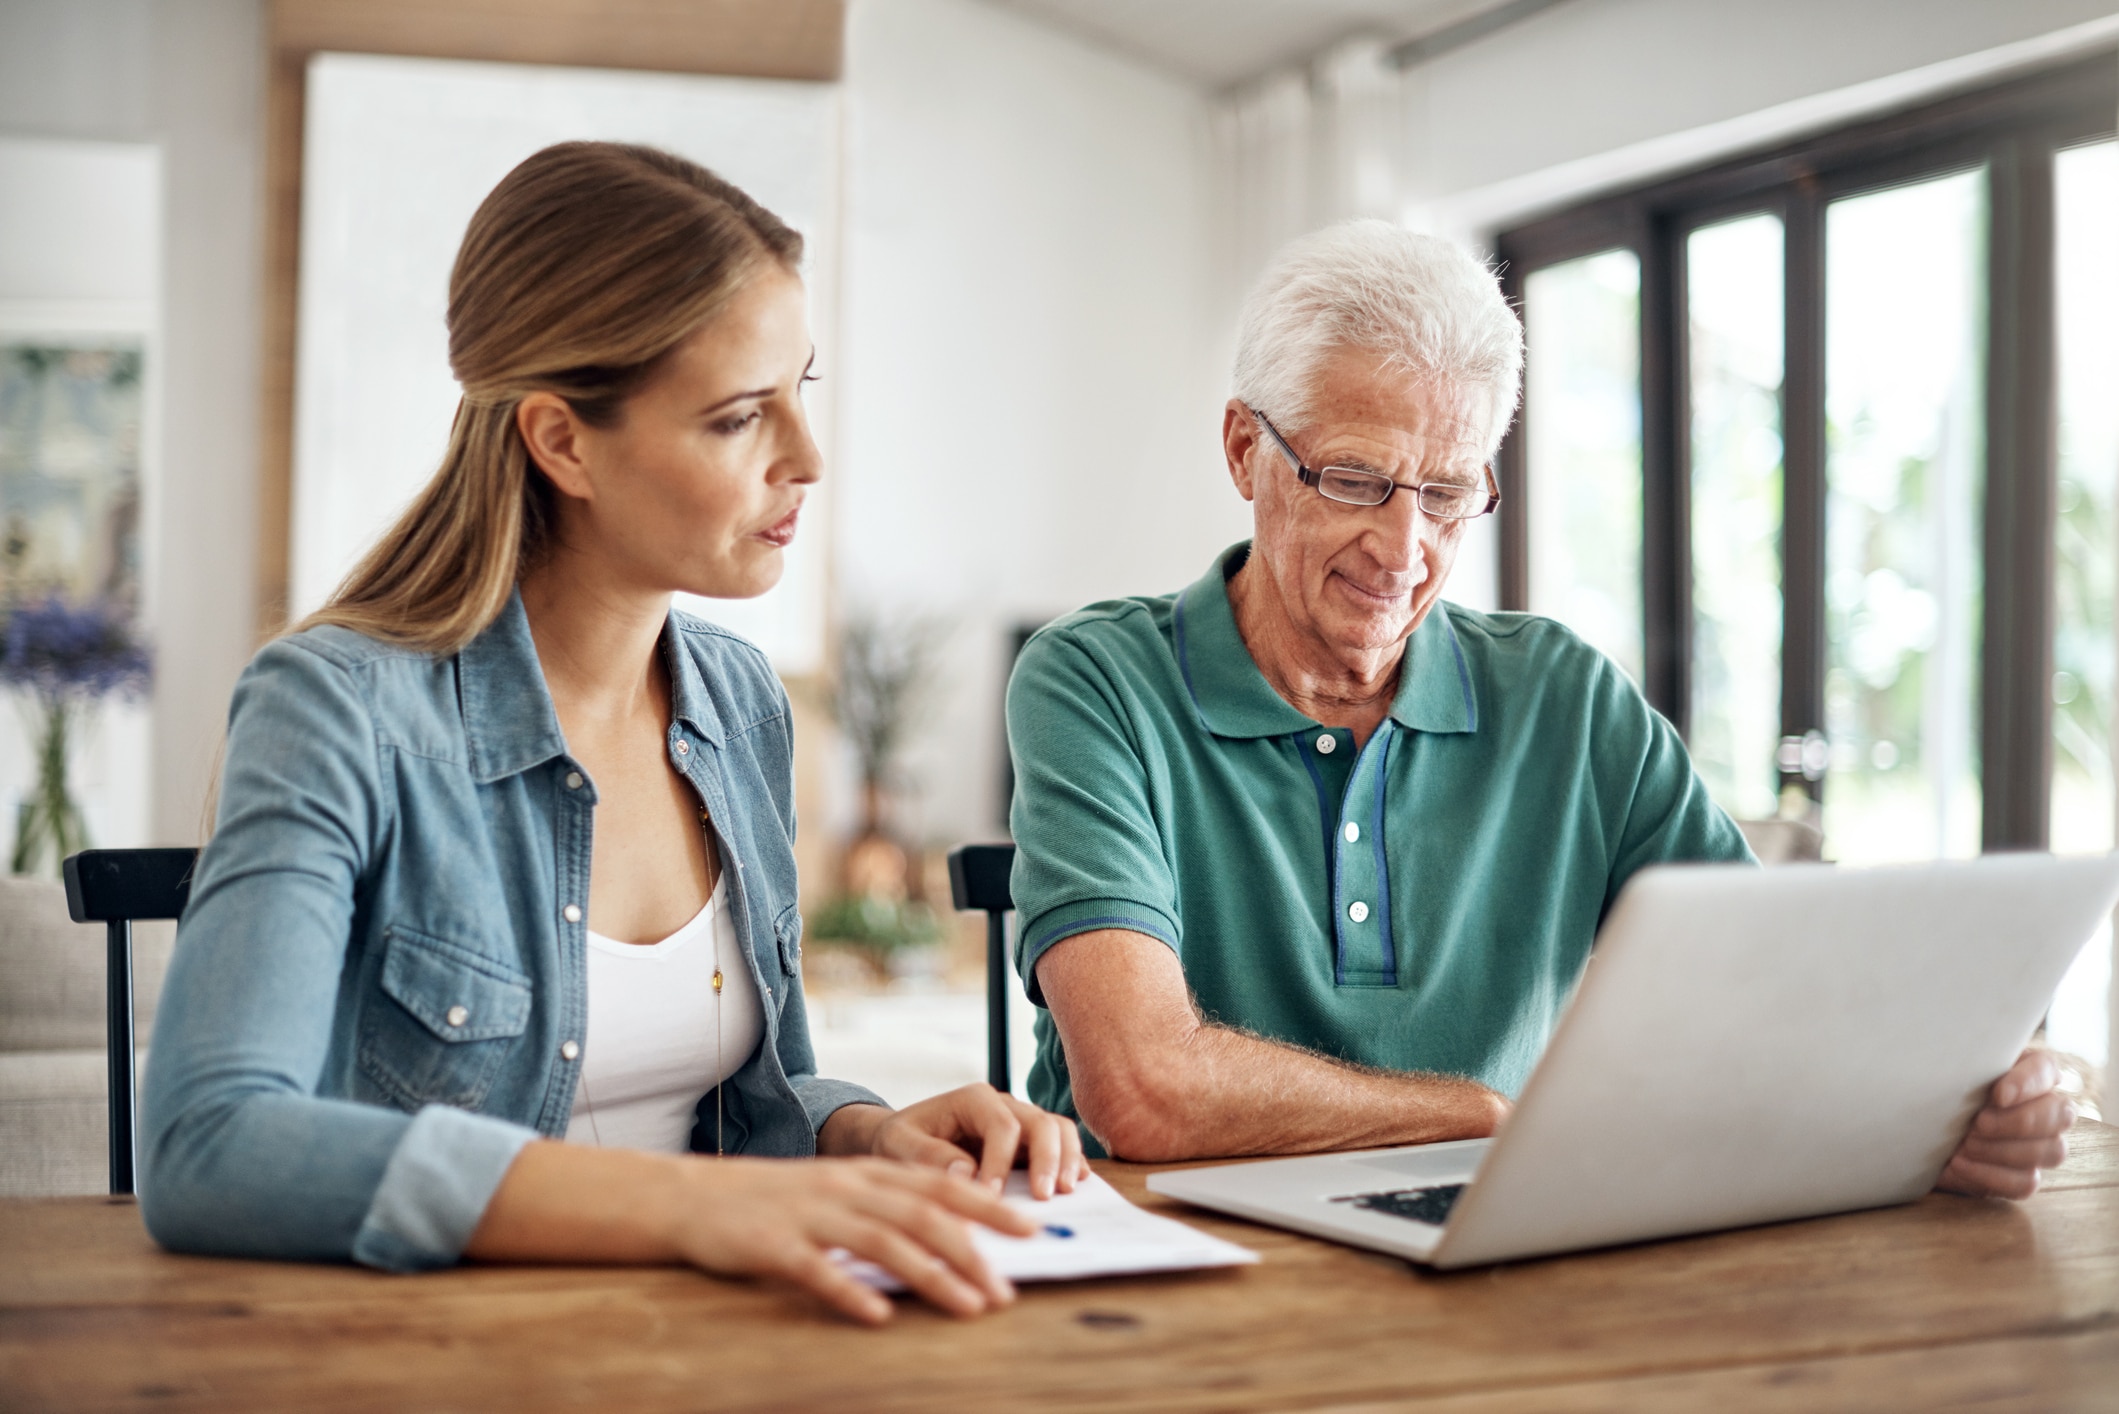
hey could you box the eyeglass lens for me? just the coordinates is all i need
[1315,466,1489,519]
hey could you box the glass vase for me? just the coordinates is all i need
[12,698,88,877]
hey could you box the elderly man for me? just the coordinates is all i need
[1005,220,2072,1201]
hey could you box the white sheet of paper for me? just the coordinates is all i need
[836,1172,1259,1290]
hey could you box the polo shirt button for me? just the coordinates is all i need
[1343,822,1361,844]
[560,1040,580,1062]
[1348,900,1370,923]
[563,903,583,924]
[565,771,584,790]
[1315,733,1336,755]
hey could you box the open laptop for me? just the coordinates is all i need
[1147,853,2119,1269]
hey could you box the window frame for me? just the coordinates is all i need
[1494,52,2119,848]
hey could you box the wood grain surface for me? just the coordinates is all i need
[3,1121,2114,1412]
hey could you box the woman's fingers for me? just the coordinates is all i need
[1057,1113,1088,1193]
[847,1177,1014,1305]
[1015,1099,1066,1199]
[818,1211,992,1318]
[774,1240,895,1326]
[873,1158,1036,1237]
[881,1124,983,1181]
[964,1092,1025,1190]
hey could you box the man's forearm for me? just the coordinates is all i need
[1082,1018,1506,1161]
[1039,928,1508,1162]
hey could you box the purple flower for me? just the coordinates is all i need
[0,596,152,703]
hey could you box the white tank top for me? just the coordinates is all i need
[563,876,766,1152]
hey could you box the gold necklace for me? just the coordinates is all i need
[705,805,724,1158]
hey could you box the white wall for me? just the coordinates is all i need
[0,0,263,848]
[0,136,159,857]
[290,54,840,674]
[837,0,1245,842]
[1404,0,2119,233]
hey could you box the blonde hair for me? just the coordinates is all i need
[297,141,803,655]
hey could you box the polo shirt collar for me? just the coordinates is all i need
[1173,541,1478,740]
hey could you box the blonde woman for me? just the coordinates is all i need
[141,143,1085,1324]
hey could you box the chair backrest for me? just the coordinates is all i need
[62,847,199,1197]
[947,843,1014,914]
[947,843,1016,1094]
[63,848,198,924]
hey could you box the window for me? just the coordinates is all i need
[1496,56,2119,1072]
[1686,213,1784,820]
[1523,250,1644,682]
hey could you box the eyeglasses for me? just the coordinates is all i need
[1250,406,1500,520]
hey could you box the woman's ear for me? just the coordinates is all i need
[516,393,596,501]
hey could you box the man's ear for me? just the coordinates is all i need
[1223,400,1260,503]
[516,393,595,501]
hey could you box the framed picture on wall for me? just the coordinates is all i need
[0,340,146,616]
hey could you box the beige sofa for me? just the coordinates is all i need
[0,877,172,1196]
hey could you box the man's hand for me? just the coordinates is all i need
[1935,1047,2076,1200]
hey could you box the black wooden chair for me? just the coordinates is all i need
[62,847,198,1196]
[946,843,1016,1094]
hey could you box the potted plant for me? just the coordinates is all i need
[1,596,152,876]
[814,613,948,975]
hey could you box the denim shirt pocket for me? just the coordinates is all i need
[772,902,803,981]
[357,924,534,1113]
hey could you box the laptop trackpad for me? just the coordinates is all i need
[1344,1141,1489,1186]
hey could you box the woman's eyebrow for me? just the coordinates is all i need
[697,351,817,417]
[698,387,774,416]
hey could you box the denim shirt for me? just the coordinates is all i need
[140,592,882,1272]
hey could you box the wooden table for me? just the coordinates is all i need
[4,1123,2117,1412]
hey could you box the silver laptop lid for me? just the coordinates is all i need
[1430,853,2119,1267]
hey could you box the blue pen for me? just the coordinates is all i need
[1043,1224,1075,1239]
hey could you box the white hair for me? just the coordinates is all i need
[1232,219,1524,459]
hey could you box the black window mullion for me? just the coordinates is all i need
[1640,213,1689,731]
[1980,135,2058,852]
[1779,176,1829,804]
[1494,240,1530,612]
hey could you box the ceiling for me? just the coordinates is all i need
[976,0,1530,89]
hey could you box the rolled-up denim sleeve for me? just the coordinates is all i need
[140,639,535,1270]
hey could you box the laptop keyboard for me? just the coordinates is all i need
[1333,1183,1466,1225]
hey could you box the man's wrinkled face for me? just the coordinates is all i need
[1227,345,1492,660]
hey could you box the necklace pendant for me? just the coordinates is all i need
[712,968,724,993]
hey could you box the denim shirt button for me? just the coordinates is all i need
[445,1005,468,1028]
[675,740,690,756]
[559,1040,580,1062]
[564,771,583,790]
[563,904,582,924]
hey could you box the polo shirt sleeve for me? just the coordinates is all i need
[1006,625,1182,1006]
[1586,652,1758,913]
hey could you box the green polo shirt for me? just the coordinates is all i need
[1006,542,1752,1152]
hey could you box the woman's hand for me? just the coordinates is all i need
[821,1085,1091,1199]
[467,1142,1033,1325]
[668,1155,1034,1325]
